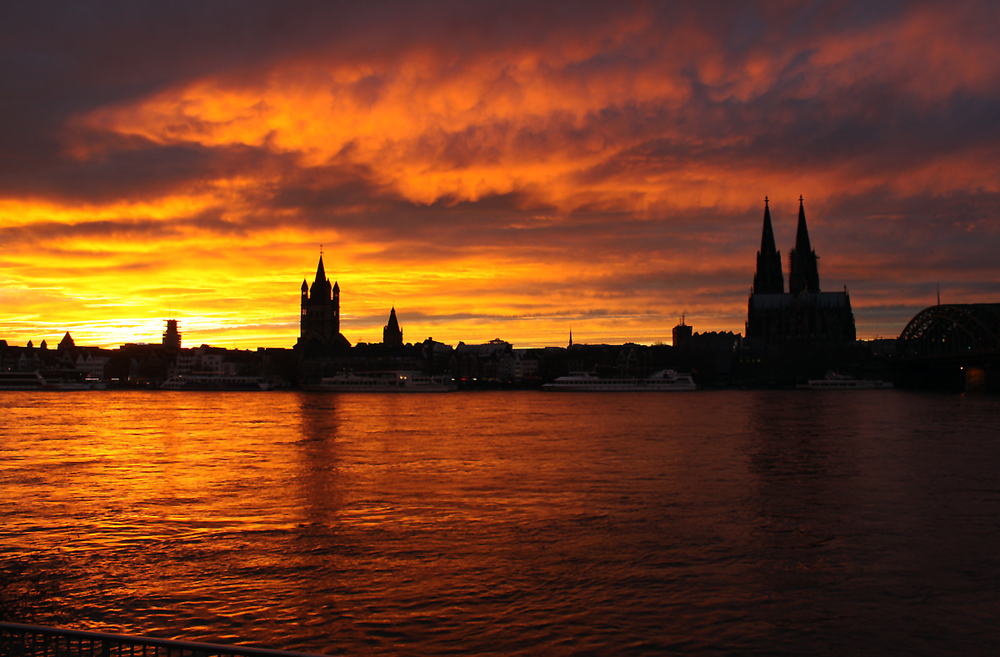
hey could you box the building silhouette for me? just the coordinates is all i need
[672,316,692,348]
[746,197,856,345]
[58,332,74,351]
[296,255,350,353]
[788,197,820,295]
[752,197,784,295]
[383,307,403,347]
[162,319,181,352]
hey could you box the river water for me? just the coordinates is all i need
[1,390,999,655]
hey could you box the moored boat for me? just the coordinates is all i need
[42,379,92,390]
[0,370,48,390]
[0,370,106,390]
[161,373,273,390]
[799,372,894,390]
[302,370,456,392]
[85,376,108,390]
[542,369,696,391]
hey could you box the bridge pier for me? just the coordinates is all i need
[964,366,987,393]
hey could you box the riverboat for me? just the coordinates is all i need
[0,370,48,390]
[302,371,456,392]
[542,369,697,392]
[42,379,92,390]
[161,373,273,391]
[0,370,106,390]
[85,376,108,390]
[799,372,894,390]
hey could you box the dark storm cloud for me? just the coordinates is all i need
[0,218,179,247]
[821,189,1000,275]
[0,136,298,204]
[574,73,1000,190]
[4,0,998,206]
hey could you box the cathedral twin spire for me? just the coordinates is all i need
[788,196,820,294]
[753,196,820,296]
[746,197,855,345]
[753,197,784,295]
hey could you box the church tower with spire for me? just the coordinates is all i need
[297,254,345,350]
[383,307,403,348]
[752,197,784,295]
[788,196,820,295]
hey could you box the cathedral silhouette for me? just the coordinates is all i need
[745,197,856,345]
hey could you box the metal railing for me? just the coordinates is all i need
[0,623,327,657]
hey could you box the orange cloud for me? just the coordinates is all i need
[2,3,999,349]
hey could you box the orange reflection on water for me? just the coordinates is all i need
[4,389,1000,653]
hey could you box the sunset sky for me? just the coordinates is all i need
[1,1,998,349]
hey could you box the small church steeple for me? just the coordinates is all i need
[383,306,403,348]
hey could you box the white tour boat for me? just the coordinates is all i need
[542,369,696,392]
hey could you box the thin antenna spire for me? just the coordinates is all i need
[937,284,940,306]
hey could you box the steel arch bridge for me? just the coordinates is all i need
[898,304,1000,359]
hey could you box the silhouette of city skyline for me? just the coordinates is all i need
[1,197,996,391]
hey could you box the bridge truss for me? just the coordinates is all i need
[898,303,1000,358]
